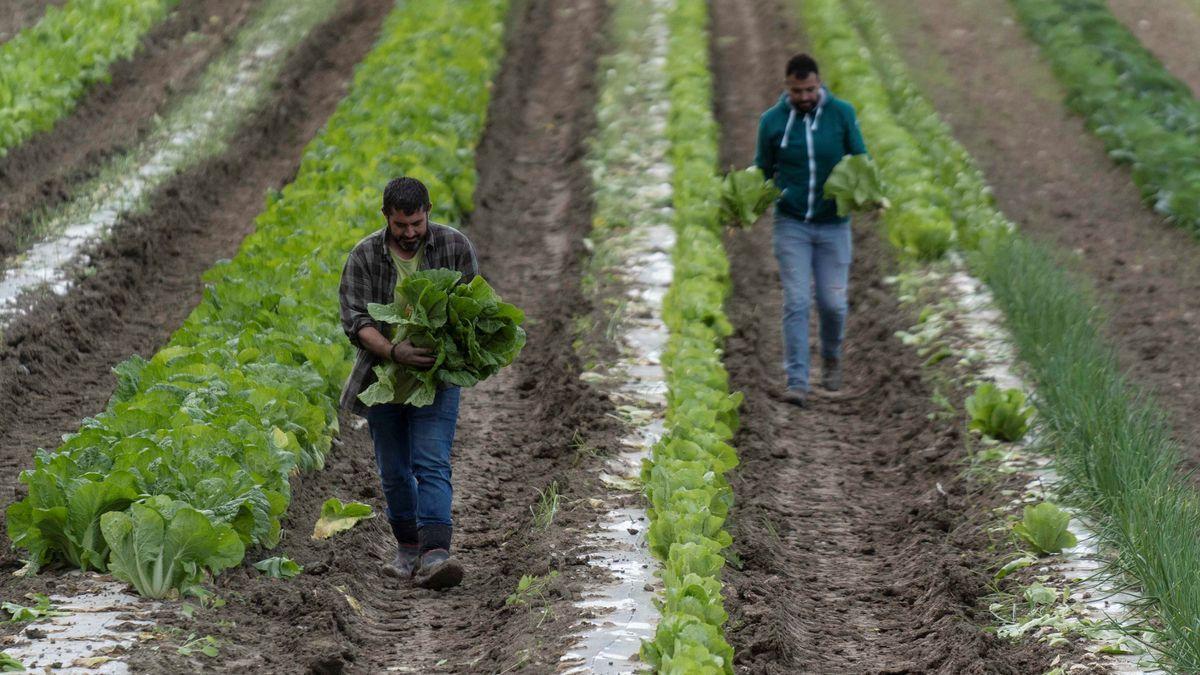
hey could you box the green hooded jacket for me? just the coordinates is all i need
[755,88,868,224]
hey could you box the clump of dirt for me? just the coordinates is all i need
[0,0,258,258]
[709,0,1073,671]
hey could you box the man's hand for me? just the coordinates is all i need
[390,340,436,368]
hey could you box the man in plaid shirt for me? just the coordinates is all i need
[338,176,479,590]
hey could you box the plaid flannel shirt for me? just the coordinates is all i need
[338,222,479,416]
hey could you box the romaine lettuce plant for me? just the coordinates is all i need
[1013,502,1077,555]
[718,166,780,228]
[823,154,890,216]
[966,382,1032,442]
[358,270,526,407]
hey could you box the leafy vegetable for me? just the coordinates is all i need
[359,270,526,407]
[966,382,1032,442]
[718,166,780,228]
[1013,502,1078,555]
[253,556,303,579]
[822,154,889,217]
[311,498,375,540]
[0,0,182,157]
[101,496,244,599]
[2,594,66,623]
[6,0,509,597]
[0,652,23,672]
[177,634,220,658]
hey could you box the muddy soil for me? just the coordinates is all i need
[710,0,1067,671]
[0,0,620,671]
[0,0,261,259]
[0,0,396,496]
[0,0,65,43]
[873,0,1200,467]
[1108,0,1200,97]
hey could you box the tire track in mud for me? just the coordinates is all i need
[0,0,64,44]
[710,1,1060,671]
[0,0,261,258]
[85,0,618,672]
[873,0,1200,470]
[0,0,395,503]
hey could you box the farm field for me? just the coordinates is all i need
[1,0,1200,672]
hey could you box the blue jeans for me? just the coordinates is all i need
[364,387,461,531]
[773,215,852,390]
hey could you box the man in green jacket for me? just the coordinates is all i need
[755,53,867,407]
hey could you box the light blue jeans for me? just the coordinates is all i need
[773,215,852,390]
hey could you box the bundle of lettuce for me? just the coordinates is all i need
[358,269,526,407]
[719,166,781,228]
[823,154,890,216]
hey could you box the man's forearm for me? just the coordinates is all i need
[356,325,394,362]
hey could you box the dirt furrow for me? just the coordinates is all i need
[0,0,64,43]
[710,1,1059,671]
[0,0,395,499]
[1107,0,1200,97]
[0,0,261,259]
[65,0,619,671]
[873,0,1200,468]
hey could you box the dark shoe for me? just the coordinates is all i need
[822,358,842,392]
[781,387,808,407]
[412,548,464,590]
[383,544,419,578]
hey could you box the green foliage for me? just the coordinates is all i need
[311,498,374,540]
[1010,0,1200,234]
[1013,502,1077,556]
[6,0,509,597]
[101,496,244,599]
[176,634,220,658]
[966,382,1031,442]
[822,154,889,217]
[253,556,302,579]
[718,166,780,228]
[637,0,739,670]
[359,270,526,407]
[0,0,180,158]
[2,594,66,623]
[0,652,23,672]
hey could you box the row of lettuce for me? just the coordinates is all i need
[6,0,509,598]
[801,0,1200,666]
[639,0,741,672]
[0,0,180,157]
[1009,0,1200,233]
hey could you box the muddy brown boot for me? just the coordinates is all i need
[412,549,464,590]
[780,386,807,407]
[383,543,419,579]
[822,357,842,392]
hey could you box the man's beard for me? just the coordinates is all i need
[397,237,421,252]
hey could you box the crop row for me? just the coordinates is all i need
[803,0,1200,666]
[7,0,509,598]
[1010,0,1200,233]
[0,0,180,157]
[638,0,741,672]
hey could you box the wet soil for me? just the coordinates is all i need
[0,0,65,43]
[0,0,261,259]
[114,0,618,671]
[873,0,1200,466]
[1107,0,1200,97]
[0,0,619,671]
[710,0,1066,671]
[0,0,396,496]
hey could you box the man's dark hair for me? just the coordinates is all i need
[786,53,820,80]
[382,177,432,215]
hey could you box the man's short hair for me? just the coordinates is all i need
[382,177,432,215]
[786,53,820,80]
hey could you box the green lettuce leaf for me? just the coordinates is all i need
[311,498,374,540]
[253,555,303,579]
[1013,502,1077,555]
